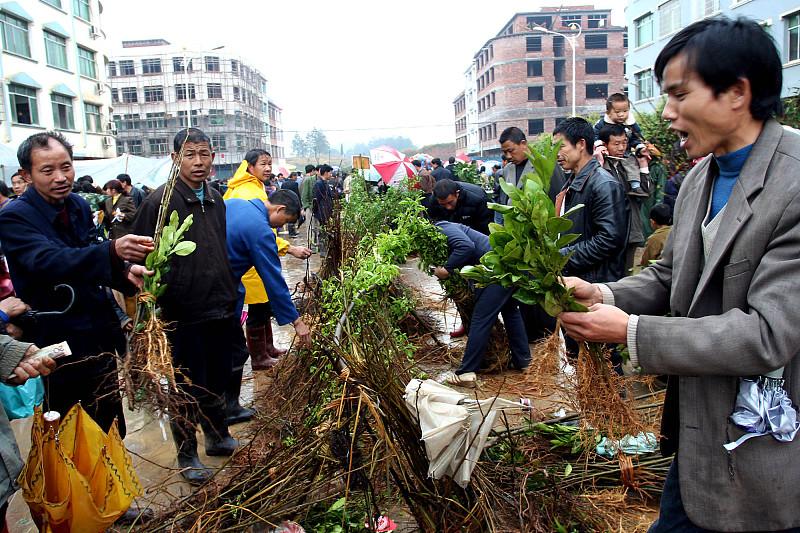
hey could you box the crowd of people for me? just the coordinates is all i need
[0,15,797,532]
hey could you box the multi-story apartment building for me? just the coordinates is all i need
[454,6,627,159]
[108,39,284,178]
[0,0,115,166]
[626,0,800,110]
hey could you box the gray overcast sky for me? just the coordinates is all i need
[102,0,627,150]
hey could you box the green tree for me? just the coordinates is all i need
[291,133,308,158]
[306,128,330,162]
[636,97,688,174]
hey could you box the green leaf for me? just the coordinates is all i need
[169,210,179,229]
[563,203,585,218]
[564,463,573,477]
[498,179,518,197]
[145,250,157,270]
[488,202,514,214]
[328,497,346,512]
[543,291,563,317]
[514,289,539,305]
[546,217,573,235]
[566,300,589,312]
[556,233,580,248]
[172,241,197,256]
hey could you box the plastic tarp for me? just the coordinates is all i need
[404,379,523,488]
[72,154,172,188]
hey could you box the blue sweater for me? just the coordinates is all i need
[225,198,299,325]
[710,144,753,220]
[435,221,490,272]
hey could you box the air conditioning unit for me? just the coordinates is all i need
[95,82,105,95]
[102,137,114,148]
[89,25,102,39]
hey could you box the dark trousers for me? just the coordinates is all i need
[650,460,800,533]
[44,327,126,438]
[245,302,271,330]
[457,284,529,374]
[168,317,236,427]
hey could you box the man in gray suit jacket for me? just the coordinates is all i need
[560,19,800,531]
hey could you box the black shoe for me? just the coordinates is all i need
[178,453,214,484]
[628,187,649,198]
[115,505,155,525]
[225,404,255,426]
[205,435,238,456]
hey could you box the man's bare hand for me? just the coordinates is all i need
[593,145,608,165]
[10,344,56,384]
[293,318,311,347]
[562,277,603,307]
[559,303,629,344]
[115,234,155,262]
[433,267,450,280]
[287,246,312,259]
[0,296,29,318]
[127,265,154,289]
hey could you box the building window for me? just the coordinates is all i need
[527,16,552,29]
[122,113,139,130]
[51,94,75,130]
[561,15,581,27]
[205,56,220,72]
[234,110,242,127]
[9,83,38,124]
[555,85,567,107]
[175,84,196,100]
[526,35,542,52]
[128,139,143,155]
[659,0,681,37]
[528,86,544,101]
[143,86,164,102]
[787,12,800,63]
[209,109,224,126]
[44,31,68,69]
[121,87,137,103]
[635,69,654,100]
[233,86,240,100]
[0,12,30,57]
[634,13,654,47]
[236,134,245,150]
[111,88,119,103]
[528,119,544,135]
[587,14,607,28]
[108,61,117,77]
[211,134,227,151]
[207,83,222,99]
[177,110,198,127]
[148,138,168,155]
[584,34,608,49]
[586,83,609,99]
[73,0,90,20]
[119,59,135,76]
[173,57,194,73]
[231,59,239,75]
[84,102,101,132]
[145,112,165,129]
[704,0,719,16]
[42,0,62,7]
[585,58,608,74]
[555,117,568,128]
[77,46,97,78]
[141,58,162,74]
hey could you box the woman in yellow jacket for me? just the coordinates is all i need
[223,150,310,423]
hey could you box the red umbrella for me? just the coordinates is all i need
[369,146,417,185]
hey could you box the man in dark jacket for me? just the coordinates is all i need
[431,158,455,182]
[433,221,529,386]
[554,118,629,284]
[428,179,493,234]
[280,172,300,236]
[0,132,153,439]
[312,164,335,257]
[133,128,240,485]
[445,156,457,175]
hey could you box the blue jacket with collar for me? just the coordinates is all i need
[225,198,299,325]
[435,221,490,273]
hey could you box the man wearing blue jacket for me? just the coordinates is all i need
[225,190,312,421]
[433,221,529,386]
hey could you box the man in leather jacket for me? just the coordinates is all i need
[553,117,629,284]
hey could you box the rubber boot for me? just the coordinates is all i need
[449,324,467,338]
[200,407,238,457]
[247,324,279,370]
[169,419,213,485]
[264,319,288,358]
[225,367,255,426]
